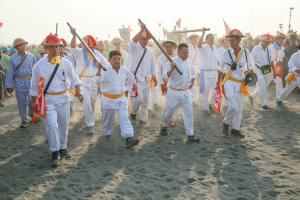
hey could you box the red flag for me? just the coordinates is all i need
[0,21,3,28]
[32,76,47,123]
[213,87,222,113]
[223,19,231,35]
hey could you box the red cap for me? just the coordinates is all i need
[83,35,97,48]
[261,34,274,42]
[226,29,245,38]
[44,34,61,46]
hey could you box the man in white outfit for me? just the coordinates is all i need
[98,50,139,148]
[160,43,199,144]
[198,32,219,112]
[277,47,300,103]
[157,40,177,127]
[251,34,274,110]
[30,34,82,167]
[69,28,109,133]
[128,22,157,126]
[217,29,254,138]
[269,32,286,105]
[188,34,200,103]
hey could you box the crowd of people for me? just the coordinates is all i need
[0,22,299,167]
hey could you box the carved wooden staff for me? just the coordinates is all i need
[67,22,107,71]
[138,19,182,75]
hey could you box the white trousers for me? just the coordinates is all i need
[82,78,98,127]
[279,78,300,101]
[149,85,160,109]
[101,97,134,138]
[201,71,217,111]
[162,89,194,136]
[256,71,283,106]
[45,102,70,152]
[223,80,244,131]
[130,81,150,122]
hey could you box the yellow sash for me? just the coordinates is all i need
[46,89,67,96]
[102,93,124,99]
[79,66,90,79]
[222,49,249,97]
[285,72,297,84]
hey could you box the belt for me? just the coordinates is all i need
[227,76,249,96]
[202,69,217,71]
[227,76,244,84]
[15,76,31,79]
[80,75,94,78]
[169,86,187,91]
[102,93,124,99]
[46,89,67,96]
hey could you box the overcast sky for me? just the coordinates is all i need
[1,0,299,45]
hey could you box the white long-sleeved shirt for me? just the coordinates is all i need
[99,65,135,94]
[269,43,285,64]
[128,41,155,82]
[288,50,300,73]
[251,44,274,68]
[198,43,219,70]
[188,44,200,72]
[163,56,195,90]
[156,54,174,84]
[216,47,227,66]
[29,56,81,104]
[220,47,254,81]
[70,48,109,77]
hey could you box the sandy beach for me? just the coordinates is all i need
[0,88,299,200]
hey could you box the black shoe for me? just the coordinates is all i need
[20,121,28,128]
[130,114,136,121]
[59,149,71,160]
[262,105,269,111]
[51,151,60,167]
[231,129,245,139]
[186,136,200,144]
[160,126,168,136]
[223,123,229,135]
[126,137,139,148]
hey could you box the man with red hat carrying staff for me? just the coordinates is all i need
[5,38,37,128]
[128,22,157,126]
[69,28,109,133]
[217,29,254,138]
[30,34,82,167]
[251,34,275,110]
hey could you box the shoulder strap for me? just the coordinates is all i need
[266,48,271,64]
[43,63,60,95]
[244,49,249,70]
[228,49,234,63]
[134,48,147,76]
[14,54,27,72]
